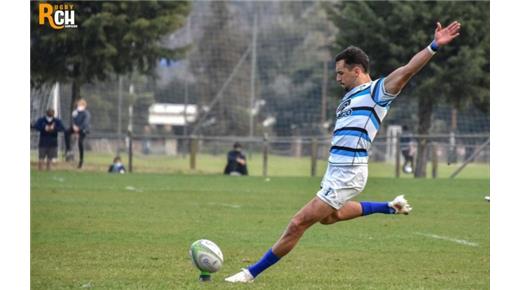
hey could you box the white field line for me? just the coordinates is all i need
[415,232,479,247]
[125,186,143,192]
[52,176,65,182]
[208,202,241,209]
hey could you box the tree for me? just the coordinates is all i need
[188,0,250,136]
[31,1,190,113]
[254,1,337,137]
[327,1,489,177]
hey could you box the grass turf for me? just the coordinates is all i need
[31,171,489,289]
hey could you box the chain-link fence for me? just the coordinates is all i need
[30,131,489,177]
[30,0,489,178]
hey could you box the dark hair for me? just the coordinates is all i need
[335,46,370,73]
[233,142,242,149]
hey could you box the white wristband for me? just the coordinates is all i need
[426,45,437,55]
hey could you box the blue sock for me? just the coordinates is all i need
[360,201,395,215]
[247,248,280,278]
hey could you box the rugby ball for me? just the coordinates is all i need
[189,239,224,273]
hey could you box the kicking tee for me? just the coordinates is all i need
[329,78,400,165]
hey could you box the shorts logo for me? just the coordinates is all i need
[323,188,333,197]
[38,3,77,30]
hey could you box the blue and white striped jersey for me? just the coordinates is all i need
[329,77,399,165]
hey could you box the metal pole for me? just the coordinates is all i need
[448,108,457,164]
[128,105,133,135]
[127,104,133,172]
[53,82,61,160]
[183,16,191,155]
[117,75,123,152]
[450,138,490,179]
[128,130,133,173]
[395,133,401,178]
[262,134,268,177]
[249,13,258,138]
[321,61,328,129]
[310,138,318,177]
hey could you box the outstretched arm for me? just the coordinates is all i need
[384,21,461,95]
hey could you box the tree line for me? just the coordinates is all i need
[30,1,489,177]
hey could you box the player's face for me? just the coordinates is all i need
[335,60,358,91]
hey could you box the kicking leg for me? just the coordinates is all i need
[225,197,335,283]
[320,195,413,225]
[271,197,336,257]
[320,201,363,225]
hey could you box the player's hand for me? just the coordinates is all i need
[73,125,80,132]
[434,21,461,46]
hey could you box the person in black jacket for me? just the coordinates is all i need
[33,108,66,171]
[224,142,248,176]
[65,98,91,169]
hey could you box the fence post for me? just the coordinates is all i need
[127,130,133,173]
[395,132,401,178]
[310,138,318,177]
[431,142,438,178]
[190,136,198,170]
[262,134,269,177]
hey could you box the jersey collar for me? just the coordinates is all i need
[342,82,371,101]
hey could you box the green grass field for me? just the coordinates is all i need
[31,170,489,289]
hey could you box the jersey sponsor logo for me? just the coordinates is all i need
[336,108,353,119]
[336,98,351,114]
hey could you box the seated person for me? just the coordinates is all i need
[108,156,126,174]
[224,142,248,176]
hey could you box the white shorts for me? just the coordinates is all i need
[316,164,368,210]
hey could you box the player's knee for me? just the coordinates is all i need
[319,213,338,225]
[319,218,333,225]
[287,216,306,236]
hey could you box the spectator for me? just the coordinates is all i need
[33,108,65,171]
[224,142,248,176]
[108,156,126,174]
[400,125,416,174]
[142,125,151,155]
[65,98,91,169]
